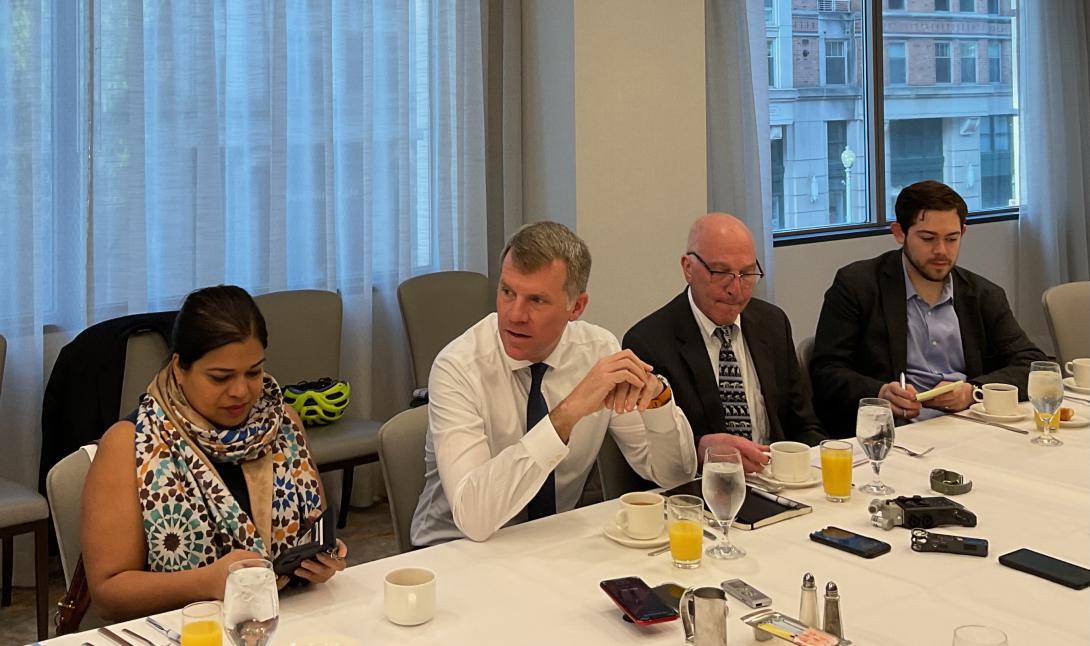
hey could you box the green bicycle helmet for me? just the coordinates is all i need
[283,377,351,426]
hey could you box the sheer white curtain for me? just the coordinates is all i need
[0,1,487,487]
[1016,0,1090,348]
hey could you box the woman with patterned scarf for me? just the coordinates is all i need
[82,285,348,620]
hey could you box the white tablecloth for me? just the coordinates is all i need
[40,400,1090,646]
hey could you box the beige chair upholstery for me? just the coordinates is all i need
[796,335,815,374]
[255,289,381,528]
[119,330,171,417]
[46,447,105,632]
[377,406,430,553]
[398,271,491,390]
[1042,281,1090,366]
[595,432,655,501]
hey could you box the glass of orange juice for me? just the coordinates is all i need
[182,601,223,646]
[820,440,853,502]
[667,494,704,569]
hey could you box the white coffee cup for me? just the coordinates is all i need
[613,491,665,539]
[384,567,436,626]
[1065,358,1090,388]
[972,383,1018,415]
[767,441,811,483]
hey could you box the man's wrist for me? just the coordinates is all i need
[646,375,671,409]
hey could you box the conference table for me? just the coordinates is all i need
[39,398,1090,646]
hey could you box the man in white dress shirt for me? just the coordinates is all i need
[410,221,698,546]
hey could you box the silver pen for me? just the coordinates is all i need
[899,372,906,390]
[145,616,182,644]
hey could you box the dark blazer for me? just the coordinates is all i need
[810,249,1046,436]
[623,290,826,447]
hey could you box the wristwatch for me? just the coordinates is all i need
[930,468,973,495]
[647,375,672,409]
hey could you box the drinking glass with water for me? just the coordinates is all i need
[702,447,747,560]
[1028,360,1064,447]
[856,398,895,495]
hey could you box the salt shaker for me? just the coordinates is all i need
[799,573,819,627]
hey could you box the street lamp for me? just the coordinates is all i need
[841,145,856,223]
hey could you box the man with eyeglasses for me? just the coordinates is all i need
[810,180,1045,435]
[624,213,826,473]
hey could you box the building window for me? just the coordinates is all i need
[960,42,977,84]
[887,42,907,85]
[987,0,1000,13]
[888,0,905,9]
[936,0,951,10]
[935,42,952,83]
[771,135,785,230]
[890,118,945,192]
[827,121,849,224]
[959,0,975,11]
[768,39,777,87]
[980,116,1013,208]
[988,42,1001,82]
[825,40,848,85]
[765,0,775,25]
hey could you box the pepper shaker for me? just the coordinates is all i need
[822,581,843,639]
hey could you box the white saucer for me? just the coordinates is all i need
[1063,378,1090,395]
[1060,414,1090,429]
[603,522,670,548]
[753,466,822,489]
[968,403,1028,423]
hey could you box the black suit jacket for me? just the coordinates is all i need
[623,291,826,447]
[810,249,1046,436]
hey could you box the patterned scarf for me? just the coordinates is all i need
[134,366,323,572]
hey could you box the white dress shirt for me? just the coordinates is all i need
[686,290,771,445]
[410,313,698,546]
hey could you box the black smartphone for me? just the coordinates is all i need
[600,576,680,625]
[273,506,337,577]
[998,548,1090,590]
[651,583,687,612]
[809,526,891,558]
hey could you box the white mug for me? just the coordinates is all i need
[972,383,1018,415]
[384,567,436,626]
[613,491,665,539]
[767,441,811,483]
[1065,358,1090,388]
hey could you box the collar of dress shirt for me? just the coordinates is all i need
[686,286,742,343]
[497,317,572,374]
[901,253,955,307]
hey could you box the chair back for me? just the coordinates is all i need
[377,406,430,553]
[255,290,342,385]
[796,335,815,373]
[596,432,655,501]
[1042,281,1090,366]
[119,331,171,417]
[398,271,490,388]
[46,448,93,586]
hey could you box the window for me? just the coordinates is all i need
[887,42,907,85]
[825,40,848,85]
[765,0,775,25]
[768,39,777,87]
[987,0,1000,13]
[888,0,905,9]
[960,42,977,84]
[760,1,1020,235]
[988,41,1001,82]
[959,0,975,11]
[935,42,952,84]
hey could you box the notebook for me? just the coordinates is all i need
[661,479,812,531]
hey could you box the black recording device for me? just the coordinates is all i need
[998,548,1090,590]
[600,577,680,625]
[910,529,988,557]
[272,506,337,577]
[868,495,977,530]
[809,526,891,559]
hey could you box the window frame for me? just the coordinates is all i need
[960,41,978,84]
[824,39,849,86]
[768,38,777,88]
[935,41,953,84]
[771,0,1020,246]
[887,40,907,85]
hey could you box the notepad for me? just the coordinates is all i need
[914,380,965,402]
[661,480,813,531]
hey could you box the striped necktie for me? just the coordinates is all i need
[525,362,556,519]
[714,325,753,440]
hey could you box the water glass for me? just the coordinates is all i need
[666,494,704,569]
[952,625,1008,645]
[701,448,747,559]
[224,558,279,646]
[856,398,895,495]
[1028,360,1064,447]
[181,601,223,646]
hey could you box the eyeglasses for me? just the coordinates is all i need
[686,252,764,287]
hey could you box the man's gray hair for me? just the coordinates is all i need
[500,221,591,300]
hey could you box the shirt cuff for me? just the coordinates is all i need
[639,401,677,433]
[523,415,569,471]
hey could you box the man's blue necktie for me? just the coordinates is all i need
[525,362,556,520]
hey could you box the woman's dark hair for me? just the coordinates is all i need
[172,285,268,368]
[894,180,968,231]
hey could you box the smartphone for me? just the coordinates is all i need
[651,583,687,612]
[998,548,1090,590]
[273,506,337,577]
[809,526,891,559]
[600,577,680,625]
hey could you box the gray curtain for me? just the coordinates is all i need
[1016,0,1090,350]
[705,0,773,300]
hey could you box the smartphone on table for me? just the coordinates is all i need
[600,576,680,625]
[998,548,1090,590]
[809,526,891,559]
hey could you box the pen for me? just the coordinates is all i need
[900,371,906,390]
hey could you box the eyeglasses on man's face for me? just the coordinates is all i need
[686,252,764,287]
